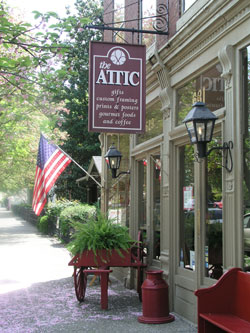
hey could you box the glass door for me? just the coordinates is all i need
[137,151,162,263]
[179,144,195,270]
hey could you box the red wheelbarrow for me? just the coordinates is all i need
[68,231,147,309]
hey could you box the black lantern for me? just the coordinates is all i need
[183,102,217,158]
[105,144,130,179]
[183,102,233,172]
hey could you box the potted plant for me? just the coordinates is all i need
[68,210,146,303]
[68,210,135,264]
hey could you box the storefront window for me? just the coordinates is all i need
[177,64,225,125]
[205,136,223,279]
[242,46,250,270]
[179,144,195,270]
[138,159,147,231]
[107,134,130,226]
[137,101,163,144]
[152,155,161,259]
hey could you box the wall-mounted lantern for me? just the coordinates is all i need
[183,102,233,172]
[104,144,130,179]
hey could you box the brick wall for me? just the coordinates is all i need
[103,0,114,42]
[168,0,181,38]
[102,0,181,48]
[156,0,181,50]
[125,0,140,44]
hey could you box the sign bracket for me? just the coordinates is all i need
[86,25,168,36]
[87,3,169,36]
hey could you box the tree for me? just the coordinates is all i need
[0,0,104,199]
[0,1,69,101]
[0,1,72,194]
[42,0,103,201]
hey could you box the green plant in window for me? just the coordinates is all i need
[244,255,250,268]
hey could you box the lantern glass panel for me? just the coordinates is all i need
[195,121,206,142]
[185,122,197,143]
[109,156,121,170]
[205,120,214,142]
[194,120,215,143]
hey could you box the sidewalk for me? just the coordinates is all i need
[0,208,197,332]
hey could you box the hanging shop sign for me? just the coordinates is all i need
[88,41,146,133]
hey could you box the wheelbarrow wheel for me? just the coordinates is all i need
[137,230,145,302]
[74,266,87,302]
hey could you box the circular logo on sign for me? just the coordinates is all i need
[110,49,126,65]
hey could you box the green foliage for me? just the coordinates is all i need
[38,200,76,236]
[68,211,134,256]
[59,203,96,242]
[0,0,103,196]
[0,110,45,193]
[49,0,103,201]
[0,1,69,101]
[40,199,82,237]
[60,204,96,223]
[38,215,49,234]
[0,2,72,194]
[0,0,105,197]
[11,202,31,215]
[244,255,250,268]
[46,199,77,218]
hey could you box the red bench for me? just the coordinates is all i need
[194,267,250,333]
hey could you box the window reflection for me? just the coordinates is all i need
[152,155,161,259]
[179,145,195,270]
[177,64,225,125]
[242,46,250,270]
[137,101,163,144]
[107,134,130,227]
[205,136,223,279]
[138,159,147,230]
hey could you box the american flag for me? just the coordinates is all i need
[32,134,71,216]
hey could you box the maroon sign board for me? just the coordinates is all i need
[88,41,146,133]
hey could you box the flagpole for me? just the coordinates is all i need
[43,134,103,188]
[58,146,103,189]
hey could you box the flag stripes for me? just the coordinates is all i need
[32,135,71,216]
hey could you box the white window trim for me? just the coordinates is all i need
[177,0,211,31]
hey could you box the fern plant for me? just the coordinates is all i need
[67,211,134,258]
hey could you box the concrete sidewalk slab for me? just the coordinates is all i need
[0,276,197,333]
[0,208,197,332]
[0,208,72,294]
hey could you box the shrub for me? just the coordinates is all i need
[42,199,79,236]
[59,204,96,242]
[38,215,49,234]
[46,199,78,218]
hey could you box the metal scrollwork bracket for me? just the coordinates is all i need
[153,3,169,33]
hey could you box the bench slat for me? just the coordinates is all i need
[200,313,250,333]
